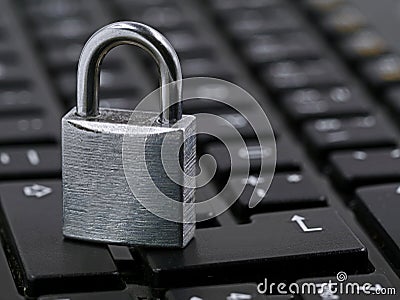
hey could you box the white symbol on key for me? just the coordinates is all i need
[291,215,323,233]
[227,293,252,300]
[238,146,272,159]
[23,184,52,198]
[242,175,265,186]
[319,285,340,300]
[220,114,247,128]
[27,149,40,166]
[0,152,10,165]
[190,297,203,300]
[17,119,43,131]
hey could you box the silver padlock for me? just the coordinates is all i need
[62,22,196,248]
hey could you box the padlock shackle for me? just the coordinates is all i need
[76,21,182,125]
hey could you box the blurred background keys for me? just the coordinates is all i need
[0,146,60,179]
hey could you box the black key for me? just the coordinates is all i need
[39,290,132,300]
[138,208,367,286]
[229,172,327,218]
[241,32,322,64]
[262,59,344,91]
[164,30,212,59]
[44,42,122,72]
[304,0,344,13]
[181,57,233,79]
[303,116,396,156]
[25,0,85,21]
[108,245,135,270]
[281,86,370,121]
[205,137,301,177]
[0,242,24,299]
[0,87,43,115]
[0,145,60,179]
[362,54,400,87]
[0,66,31,86]
[322,5,367,35]
[339,29,389,60]
[222,7,303,35]
[298,274,396,299]
[130,5,187,30]
[385,86,400,116]
[196,109,275,145]
[0,181,123,297]
[35,17,94,43]
[165,284,265,300]
[211,0,279,11]
[0,116,59,145]
[356,184,400,268]
[330,148,400,189]
[56,69,139,101]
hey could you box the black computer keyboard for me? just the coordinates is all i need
[1,0,400,299]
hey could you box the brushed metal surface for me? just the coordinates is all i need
[62,108,196,247]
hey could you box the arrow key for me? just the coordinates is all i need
[139,208,368,286]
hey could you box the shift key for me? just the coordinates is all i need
[0,181,124,297]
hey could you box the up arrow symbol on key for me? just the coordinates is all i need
[291,214,323,233]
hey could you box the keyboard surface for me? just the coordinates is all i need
[1,0,400,299]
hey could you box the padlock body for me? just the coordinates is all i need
[62,108,196,248]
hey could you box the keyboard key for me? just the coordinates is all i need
[322,5,367,35]
[0,242,24,299]
[262,59,344,91]
[138,208,367,286]
[0,181,123,297]
[303,116,396,156]
[196,109,275,145]
[39,290,132,300]
[386,86,400,116]
[298,274,395,299]
[35,17,94,43]
[242,32,322,64]
[205,137,301,177]
[211,0,278,11]
[356,184,400,268]
[165,284,265,300]
[229,172,327,218]
[0,145,60,179]
[130,5,187,30]
[304,0,344,13]
[181,57,233,79]
[330,148,400,189]
[24,0,85,20]
[56,69,139,101]
[340,29,389,60]
[362,54,400,86]
[0,88,43,115]
[223,7,303,35]
[0,116,59,144]
[281,86,370,121]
